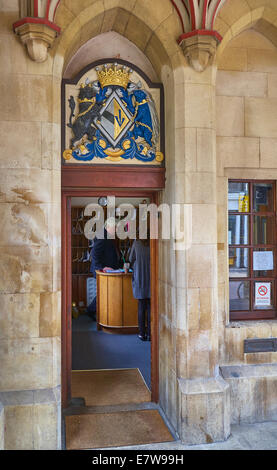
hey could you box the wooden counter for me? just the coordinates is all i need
[96,270,138,333]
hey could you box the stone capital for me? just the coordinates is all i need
[14,21,59,63]
[179,32,220,73]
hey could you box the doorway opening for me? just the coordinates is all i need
[71,195,152,404]
[60,52,169,448]
[62,189,160,411]
[62,189,173,449]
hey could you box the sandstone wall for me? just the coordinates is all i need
[0,0,61,449]
[216,29,277,366]
[0,0,182,449]
[0,0,227,447]
[216,29,277,424]
[2,0,277,448]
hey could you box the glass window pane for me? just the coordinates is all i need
[229,248,249,278]
[253,216,275,245]
[229,280,250,311]
[228,182,249,212]
[253,248,274,277]
[253,183,273,213]
[228,215,249,245]
[254,281,273,310]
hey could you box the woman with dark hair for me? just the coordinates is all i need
[129,233,151,341]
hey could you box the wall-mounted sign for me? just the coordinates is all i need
[253,251,273,271]
[238,194,249,212]
[62,60,164,166]
[255,282,271,307]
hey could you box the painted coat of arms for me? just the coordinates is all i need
[63,64,164,164]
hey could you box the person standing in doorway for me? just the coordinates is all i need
[90,217,120,275]
[87,217,120,319]
[129,233,151,341]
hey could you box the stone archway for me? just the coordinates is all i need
[215,1,277,59]
[63,31,159,81]
[6,0,277,449]
[53,0,182,445]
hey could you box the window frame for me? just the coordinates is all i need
[228,179,277,321]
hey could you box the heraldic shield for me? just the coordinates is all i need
[63,63,164,164]
[96,90,134,148]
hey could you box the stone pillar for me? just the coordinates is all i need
[0,1,61,450]
[174,61,230,445]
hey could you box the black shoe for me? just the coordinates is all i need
[138,334,146,341]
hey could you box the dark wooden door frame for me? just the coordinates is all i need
[61,187,160,408]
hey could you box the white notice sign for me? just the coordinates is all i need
[253,251,273,271]
[255,282,271,307]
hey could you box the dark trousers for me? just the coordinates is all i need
[87,296,96,319]
[138,298,151,337]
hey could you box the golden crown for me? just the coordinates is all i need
[96,64,132,90]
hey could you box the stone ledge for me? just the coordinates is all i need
[220,364,277,424]
[226,320,277,328]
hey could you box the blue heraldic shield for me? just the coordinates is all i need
[64,64,163,164]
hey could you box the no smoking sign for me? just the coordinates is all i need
[258,285,268,296]
[255,282,271,307]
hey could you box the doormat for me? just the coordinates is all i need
[71,369,151,406]
[66,409,174,449]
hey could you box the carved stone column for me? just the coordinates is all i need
[170,3,231,445]
[173,59,231,444]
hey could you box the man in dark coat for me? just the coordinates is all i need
[129,235,151,341]
[87,218,120,318]
[90,232,119,276]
